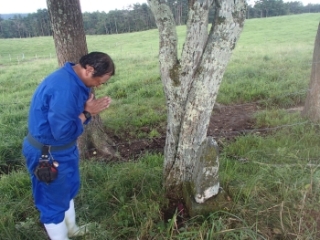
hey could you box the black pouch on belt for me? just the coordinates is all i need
[34,146,58,184]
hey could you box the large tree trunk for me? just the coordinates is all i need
[148,0,246,208]
[302,23,320,121]
[46,0,116,158]
[46,0,87,65]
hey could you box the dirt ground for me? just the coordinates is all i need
[105,102,262,229]
[110,103,260,160]
[108,103,312,239]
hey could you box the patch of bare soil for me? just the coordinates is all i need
[208,103,259,139]
[109,103,261,160]
[98,103,307,238]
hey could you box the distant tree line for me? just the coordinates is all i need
[0,0,319,38]
[247,0,320,18]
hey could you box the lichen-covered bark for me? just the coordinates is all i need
[177,0,246,190]
[46,0,88,66]
[148,0,246,201]
[147,0,181,182]
[302,23,320,122]
[192,137,220,203]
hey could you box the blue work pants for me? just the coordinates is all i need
[22,139,80,224]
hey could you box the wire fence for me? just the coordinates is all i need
[0,90,315,141]
[0,53,57,65]
[0,86,309,106]
[0,41,160,65]
[1,93,319,169]
[0,49,317,65]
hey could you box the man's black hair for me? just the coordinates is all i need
[79,52,115,77]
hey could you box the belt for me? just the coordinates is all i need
[26,133,76,152]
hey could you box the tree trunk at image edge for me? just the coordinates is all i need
[302,23,320,122]
[147,0,246,207]
[46,0,116,158]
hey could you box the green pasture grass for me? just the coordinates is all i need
[1,13,320,239]
[1,138,320,239]
[220,13,320,106]
[0,60,57,166]
[0,37,56,65]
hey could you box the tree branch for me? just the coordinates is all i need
[181,0,213,77]
[202,0,247,74]
[147,0,178,68]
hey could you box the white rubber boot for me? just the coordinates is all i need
[65,199,90,238]
[44,220,70,240]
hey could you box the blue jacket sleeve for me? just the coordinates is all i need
[47,90,84,141]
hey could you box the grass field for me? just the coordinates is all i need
[0,13,320,239]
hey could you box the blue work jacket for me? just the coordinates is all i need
[28,62,91,146]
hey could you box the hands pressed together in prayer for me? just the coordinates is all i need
[84,93,112,116]
[79,93,111,123]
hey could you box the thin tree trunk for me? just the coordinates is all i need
[114,18,118,34]
[39,19,45,36]
[302,23,320,121]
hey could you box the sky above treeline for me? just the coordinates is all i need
[0,0,147,14]
[0,0,318,14]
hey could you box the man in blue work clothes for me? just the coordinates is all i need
[22,52,115,240]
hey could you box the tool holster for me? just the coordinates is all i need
[34,146,58,184]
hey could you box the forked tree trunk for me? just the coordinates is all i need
[46,0,116,158]
[147,0,246,207]
[302,23,320,121]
